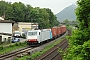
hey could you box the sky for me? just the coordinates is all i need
[5,0,77,14]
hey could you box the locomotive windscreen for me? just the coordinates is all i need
[28,32,37,36]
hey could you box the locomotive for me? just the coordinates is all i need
[27,25,66,46]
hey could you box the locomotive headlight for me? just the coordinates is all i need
[28,39,37,42]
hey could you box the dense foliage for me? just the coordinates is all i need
[0,1,59,29]
[64,0,90,60]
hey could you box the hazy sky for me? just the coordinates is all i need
[5,0,77,14]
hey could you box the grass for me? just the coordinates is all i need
[0,42,27,55]
[17,38,65,60]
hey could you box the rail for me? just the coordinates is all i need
[39,39,68,60]
[0,47,32,60]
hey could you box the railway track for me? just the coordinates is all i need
[50,40,68,60]
[35,39,68,60]
[0,47,33,60]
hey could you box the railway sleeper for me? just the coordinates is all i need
[16,54,23,58]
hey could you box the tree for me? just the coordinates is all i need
[0,1,59,29]
[0,1,10,17]
[63,19,69,23]
[63,0,90,60]
[45,8,59,27]
[76,0,90,29]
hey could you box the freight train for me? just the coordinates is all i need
[27,25,66,46]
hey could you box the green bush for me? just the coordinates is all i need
[0,46,3,50]
[9,44,15,47]
[19,42,22,45]
[15,43,19,46]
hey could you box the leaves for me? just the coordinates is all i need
[64,0,90,60]
[0,1,59,29]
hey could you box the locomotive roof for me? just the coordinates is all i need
[28,30,41,32]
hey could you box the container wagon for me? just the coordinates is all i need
[51,27,58,39]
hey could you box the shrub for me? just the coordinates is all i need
[0,46,4,50]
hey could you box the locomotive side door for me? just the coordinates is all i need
[37,31,41,43]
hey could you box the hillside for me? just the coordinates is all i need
[56,4,77,22]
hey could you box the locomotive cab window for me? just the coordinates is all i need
[28,32,37,36]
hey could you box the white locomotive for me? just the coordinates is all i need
[27,29,52,45]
